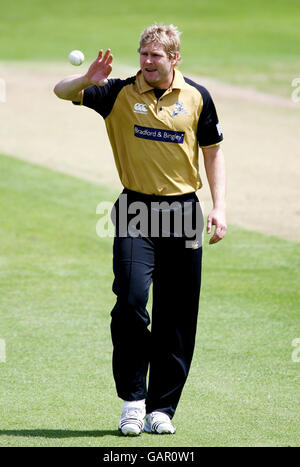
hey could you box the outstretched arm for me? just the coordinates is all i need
[53,49,113,102]
[202,144,227,244]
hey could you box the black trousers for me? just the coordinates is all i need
[110,189,203,419]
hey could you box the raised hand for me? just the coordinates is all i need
[85,49,113,86]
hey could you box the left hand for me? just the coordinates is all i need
[207,208,227,244]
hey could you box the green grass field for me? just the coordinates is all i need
[1,0,299,448]
[1,0,299,96]
[0,154,299,447]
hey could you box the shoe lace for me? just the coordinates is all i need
[151,411,170,423]
[124,409,141,419]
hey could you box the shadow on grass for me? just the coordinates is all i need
[0,429,121,438]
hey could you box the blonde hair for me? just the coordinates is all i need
[138,24,181,61]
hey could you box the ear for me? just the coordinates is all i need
[171,51,180,67]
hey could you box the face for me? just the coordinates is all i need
[139,42,178,89]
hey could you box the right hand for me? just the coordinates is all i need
[85,49,113,86]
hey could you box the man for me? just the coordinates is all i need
[54,24,226,436]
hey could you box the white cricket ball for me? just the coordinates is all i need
[68,50,85,66]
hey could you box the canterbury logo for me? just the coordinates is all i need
[134,103,148,114]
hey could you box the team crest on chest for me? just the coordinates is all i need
[171,101,188,117]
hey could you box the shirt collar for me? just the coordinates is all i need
[136,68,185,94]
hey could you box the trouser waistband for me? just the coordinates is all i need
[122,188,198,204]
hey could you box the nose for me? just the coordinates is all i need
[144,55,152,64]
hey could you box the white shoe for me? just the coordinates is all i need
[144,411,176,434]
[118,401,145,436]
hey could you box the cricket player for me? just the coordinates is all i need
[54,24,227,436]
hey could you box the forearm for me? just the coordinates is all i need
[54,49,113,101]
[53,74,90,101]
[203,145,226,209]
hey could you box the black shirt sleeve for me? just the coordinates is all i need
[73,76,135,119]
[183,77,223,147]
[197,86,223,147]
